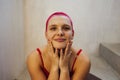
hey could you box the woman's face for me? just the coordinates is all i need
[46,15,74,49]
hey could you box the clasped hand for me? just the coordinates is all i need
[48,40,72,71]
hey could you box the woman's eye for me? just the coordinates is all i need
[63,26,70,31]
[50,27,56,31]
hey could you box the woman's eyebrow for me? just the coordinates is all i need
[49,24,57,27]
[49,24,71,28]
[62,24,71,27]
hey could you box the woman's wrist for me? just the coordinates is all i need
[51,65,59,71]
[60,66,69,72]
[60,67,70,80]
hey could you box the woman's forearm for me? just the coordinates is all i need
[59,67,70,80]
[48,66,59,80]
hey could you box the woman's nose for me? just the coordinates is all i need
[57,29,64,36]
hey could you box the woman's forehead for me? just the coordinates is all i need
[48,15,71,26]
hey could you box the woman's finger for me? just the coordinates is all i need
[65,40,72,55]
[68,51,72,57]
[60,49,63,59]
[65,42,69,55]
[48,41,54,54]
[55,48,59,57]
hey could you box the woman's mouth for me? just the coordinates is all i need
[54,38,66,42]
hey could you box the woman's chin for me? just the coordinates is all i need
[52,41,67,49]
[53,45,66,49]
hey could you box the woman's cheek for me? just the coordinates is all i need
[67,32,73,40]
[47,33,55,41]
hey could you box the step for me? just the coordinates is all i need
[100,43,120,74]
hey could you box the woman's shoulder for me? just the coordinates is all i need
[26,49,40,65]
[26,47,45,66]
[74,49,91,69]
[72,48,82,56]
[27,46,46,58]
[27,49,38,58]
[71,49,91,79]
[78,51,90,63]
[73,48,90,60]
[26,46,48,64]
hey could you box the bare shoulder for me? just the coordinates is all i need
[72,50,91,80]
[26,49,47,80]
[78,51,90,64]
[26,46,46,64]
[75,50,91,69]
[26,49,41,67]
[72,49,90,65]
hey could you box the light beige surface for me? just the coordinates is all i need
[0,0,24,80]
[90,54,120,80]
[25,0,120,57]
[101,43,120,56]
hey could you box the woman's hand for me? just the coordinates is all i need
[59,40,72,70]
[48,41,59,69]
[47,41,60,80]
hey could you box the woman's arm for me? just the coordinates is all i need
[47,41,60,80]
[47,49,59,80]
[47,65,59,80]
[27,49,60,80]
[59,67,70,80]
[71,53,91,80]
[26,51,47,80]
[59,41,72,80]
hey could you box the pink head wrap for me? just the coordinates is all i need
[45,12,74,36]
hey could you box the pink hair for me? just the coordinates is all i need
[45,12,74,36]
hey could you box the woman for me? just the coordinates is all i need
[27,12,91,80]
